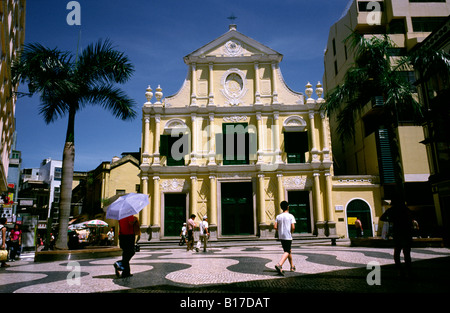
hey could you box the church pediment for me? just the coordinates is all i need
[184,25,283,64]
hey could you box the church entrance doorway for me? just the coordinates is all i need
[164,193,187,237]
[221,182,254,236]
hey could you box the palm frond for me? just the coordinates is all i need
[76,38,134,85]
[396,46,450,83]
[81,84,137,120]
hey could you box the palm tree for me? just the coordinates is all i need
[321,33,423,202]
[12,39,137,249]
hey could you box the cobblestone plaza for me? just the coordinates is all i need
[1,240,449,296]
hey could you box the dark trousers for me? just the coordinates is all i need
[119,234,135,275]
[187,230,194,250]
[9,241,20,259]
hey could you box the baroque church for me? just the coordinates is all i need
[138,24,381,242]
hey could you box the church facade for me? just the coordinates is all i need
[138,25,381,241]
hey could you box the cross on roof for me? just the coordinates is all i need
[227,14,238,22]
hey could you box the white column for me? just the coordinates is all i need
[208,63,215,106]
[271,62,279,104]
[152,176,160,226]
[208,113,216,165]
[190,175,197,216]
[190,114,197,165]
[152,114,161,165]
[209,175,217,225]
[191,63,197,106]
[256,112,264,164]
[141,175,149,226]
[273,112,282,164]
[258,174,266,225]
[320,110,331,162]
[254,62,262,104]
[143,114,151,156]
[276,173,284,216]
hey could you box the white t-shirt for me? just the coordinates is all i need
[276,212,296,240]
[200,221,209,235]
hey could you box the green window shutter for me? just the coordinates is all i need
[249,133,257,161]
[284,132,290,152]
[215,133,223,160]
[377,129,396,184]
[160,134,169,156]
[284,132,309,163]
[299,131,309,153]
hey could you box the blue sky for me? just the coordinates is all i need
[15,0,350,171]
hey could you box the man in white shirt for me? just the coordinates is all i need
[274,201,296,276]
[196,215,209,252]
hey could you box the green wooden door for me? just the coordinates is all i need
[164,193,186,237]
[287,191,311,233]
[221,182,254,235]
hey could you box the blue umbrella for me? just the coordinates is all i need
[105,193,149,220]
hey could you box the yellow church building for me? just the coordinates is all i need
[138,24,381,242]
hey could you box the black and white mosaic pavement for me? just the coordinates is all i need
[1,242,450,294]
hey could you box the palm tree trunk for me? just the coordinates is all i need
[55,108,76,250]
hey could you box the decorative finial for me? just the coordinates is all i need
[305,82,313,100]
[316,81,323,100]
[155,85,163,104]
[145,85,153,103]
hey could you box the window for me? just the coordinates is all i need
[284,131,309,163]
[116,189,126,195]
[412,17,446,32]
[387,47,407,56]
[334,60,338,76]
[54,167,62,180]
[216,123,256,165]
[388,19,406,34]
[160,134,189,166]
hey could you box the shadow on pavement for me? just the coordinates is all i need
[107,256,450,294]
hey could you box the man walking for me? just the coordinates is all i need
[186,214,196,251]
[274,201,296,276]
[114,215,139,278]
[196,215,209,252]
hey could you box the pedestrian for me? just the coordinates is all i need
[355,217,363,238]
[274,201,296,276]
[114,215,139,278]
[186,214,196,251]
[196,216,209,252]
[380,197,413,277]
[107,228,114,246]
[381,200,391,240]
[9,224,22,261]
[179,223,187,246]
[412,219,420,238]
[0,218,10,268]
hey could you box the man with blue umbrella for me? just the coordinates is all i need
[106,193,148,278]
[114,215,139,278]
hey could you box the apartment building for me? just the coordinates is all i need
[323,0,450,236]
[0,0,26,192]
